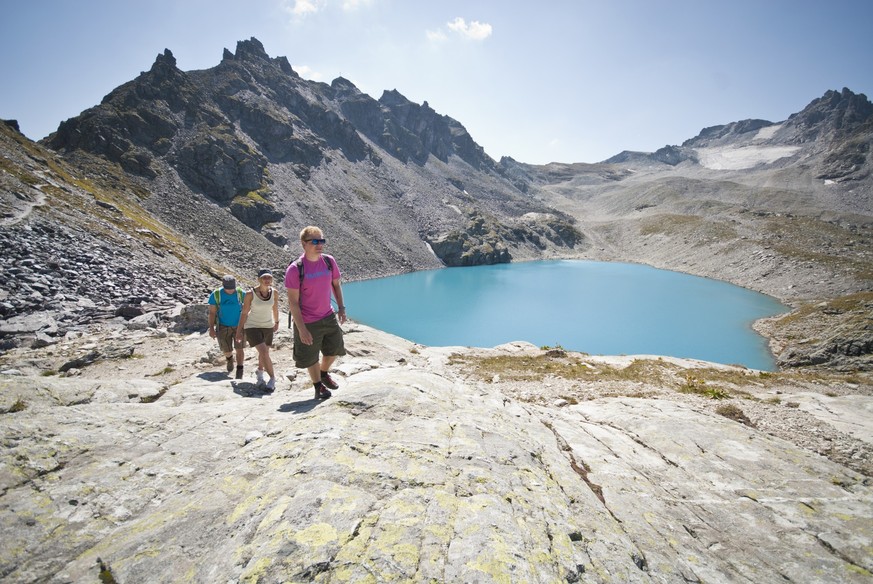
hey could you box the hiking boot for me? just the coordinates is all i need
[320,371,339,390]
[235,366,244,380]
[264,378,275,393]
[314,382,331,400]
[256,369,265,386]
[225,356,234,373]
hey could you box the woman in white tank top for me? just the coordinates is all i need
[236,269,280,391]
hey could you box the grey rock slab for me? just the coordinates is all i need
[548,397,873,582]
[1,368,642,583]
[1,360,871,583]
[763,390,873,445]
[0,376,168,409]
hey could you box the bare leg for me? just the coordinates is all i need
[263,348,274,380]
[320,354,337,374]
[256,344,273,379]
[307,361,321,384]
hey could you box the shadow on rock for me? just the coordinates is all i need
[231,381,269,398]
[197,371,230,382]
[278,399,323,414]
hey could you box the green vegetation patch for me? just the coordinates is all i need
[232,189,274,208]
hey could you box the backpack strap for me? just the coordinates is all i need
[289,255,334,290]
[214,287,244,320]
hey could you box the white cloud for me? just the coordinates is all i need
[293,64,324,81]
[282,0,372,17]
[342,0,373,10]
[284,0,327,17]
[446,17,492,41]
[426,29,448,43]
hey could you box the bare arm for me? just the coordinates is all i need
[286,287,312,344]
[332,277,346,324]
[235,292,253,339]
[272,288,279,331]
[208,305,218,338]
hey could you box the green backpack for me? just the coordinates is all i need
[212,287,245,319]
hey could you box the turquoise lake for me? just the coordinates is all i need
[342,260,789,371]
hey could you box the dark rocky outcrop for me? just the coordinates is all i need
[427,210,583,267]
[682,119,775,147]
[228,190,283,229]
[172,126,268,202]
[40,37,567,277]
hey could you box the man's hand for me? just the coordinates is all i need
[298,325,313,345]
[208,326,216,339]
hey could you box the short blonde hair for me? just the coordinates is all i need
[300,226,323,242]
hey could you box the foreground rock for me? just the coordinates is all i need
[1,325,871,583]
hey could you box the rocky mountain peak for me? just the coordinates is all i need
[151,48,177,71]
[232,36,271,62]
[789,87,873,138]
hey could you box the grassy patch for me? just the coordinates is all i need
[766,217,873,281]
[232,189,273,208]
[449,353,681,387]
[639,214,738,241]
[715,403,754,426]
[449,350,868,400]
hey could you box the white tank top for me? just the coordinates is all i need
[244,287,275,329]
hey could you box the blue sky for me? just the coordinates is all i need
[2,0,871,165]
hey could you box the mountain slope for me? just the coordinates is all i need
[43,38,582,278]
[2,38,871,370]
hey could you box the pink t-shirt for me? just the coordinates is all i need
[285,254,341,323]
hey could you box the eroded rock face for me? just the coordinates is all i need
[0,325,871,583]
[427,210,584,266]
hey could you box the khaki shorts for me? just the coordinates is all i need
[293,313,346,368]
[245,328,274,348]
[217,325,245,354]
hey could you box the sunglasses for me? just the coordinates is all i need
[307,238,326,245]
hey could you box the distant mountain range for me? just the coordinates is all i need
[1,36,871,370]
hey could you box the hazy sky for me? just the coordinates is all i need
[2,0,871,164]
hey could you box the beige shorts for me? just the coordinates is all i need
[217,325,245,353]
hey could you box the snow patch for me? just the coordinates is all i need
[696,145,801,170]
[753,123,782,141]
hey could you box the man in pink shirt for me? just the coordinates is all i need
[285,226,347,399]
